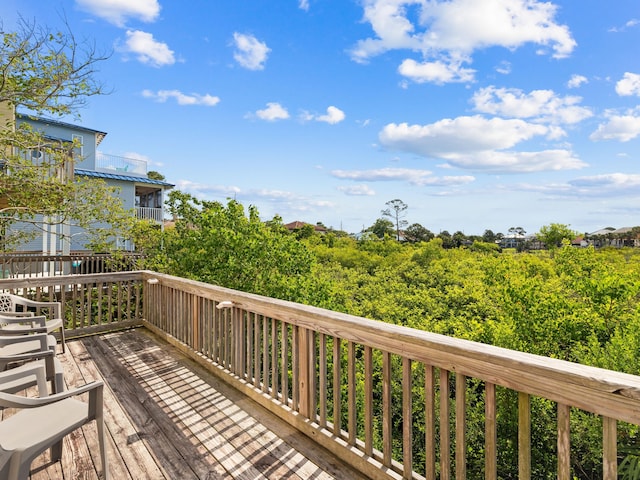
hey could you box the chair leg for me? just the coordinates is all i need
[50,440,63,462]
[9,451,31,480]
[97,417,109,480]
[60,327,66,354]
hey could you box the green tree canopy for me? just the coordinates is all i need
[368,218,395,239]
[404,223,434,243]
[161,191,318,300]
[537,223,577,250]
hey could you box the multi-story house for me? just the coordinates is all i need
[2,105,173,253]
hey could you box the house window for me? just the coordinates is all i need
[72,134,83,159]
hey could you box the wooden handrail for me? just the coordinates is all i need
[3,270,638,479]
[139,271,640,479]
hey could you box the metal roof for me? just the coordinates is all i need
[17,113,108,145]
[75,168,174,187]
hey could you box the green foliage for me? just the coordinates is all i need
[404,222,434,243]
[538,223,578,250]
[367,217,394,239]
[159,191,320,301]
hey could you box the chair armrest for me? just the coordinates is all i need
[0,362,48,396]
[0,315,47,328]
[0,380,104,409]
[0,332,50,348]
[0,325,48,335]
[0,348,54,363]
[0,312,34,317]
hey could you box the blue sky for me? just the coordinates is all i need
[3,0,640,235]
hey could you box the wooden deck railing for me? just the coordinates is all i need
[0,272,144,335]
[3,270,640,479]
[0,253,145,278]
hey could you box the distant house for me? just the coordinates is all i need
[284,221,327,234]
[587,227,640,248]
[4,111,173,253]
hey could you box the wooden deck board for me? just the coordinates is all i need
[14,328,368,480]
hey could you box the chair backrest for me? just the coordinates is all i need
[0,294,13,313]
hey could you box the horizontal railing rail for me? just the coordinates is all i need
[140,271,640,480]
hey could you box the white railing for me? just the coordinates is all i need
[96,152,147,175]
[136,207,163,222]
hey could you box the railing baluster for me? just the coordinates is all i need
[364,345,373,457]
[298,327,311,417]
[292,325,299,411]
[518,392,531,480]
[348,341,357,446]
[281,321,289,407]
[333,337,342,436]
[485,382,497,480]
[254,314,260,388]
[262,316,270,394]
[603,416,617,480]
[557,403,570,480]
[382,351,392,467]
[319,333,328,428]
[402,357,413,479]
[271,318,279,399]
[456,373,467,479]
[425,364,436,479]
[440,369,451,480]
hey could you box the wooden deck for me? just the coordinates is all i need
[9,328,368,479]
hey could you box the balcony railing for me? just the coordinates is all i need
[2,270,639,479]
[136,206,164,222]
[95,152,147,175]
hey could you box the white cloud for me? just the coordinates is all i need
[567,74,588,89]
[379,116,586,173]
[350,0,576,83]
[299,0,310,11]
[337,185,376,196]
[331,167,475,186]
[176,180,242,198]
[124,30,175,67]
[590,109,640,142]
[616,72,640,96]
[398,58,475,84]
[529,173,640,198]
[380,116,548,155]
[446,149,585,173]
[76,0,160,26]
[609,19,640,33]
[301,106,346,124]
[254,102,290,121]
[471,86,592,124]
[142,89,220,106]
[232,33,270,70]
[316,106,346,124]
[495,61,511,75]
